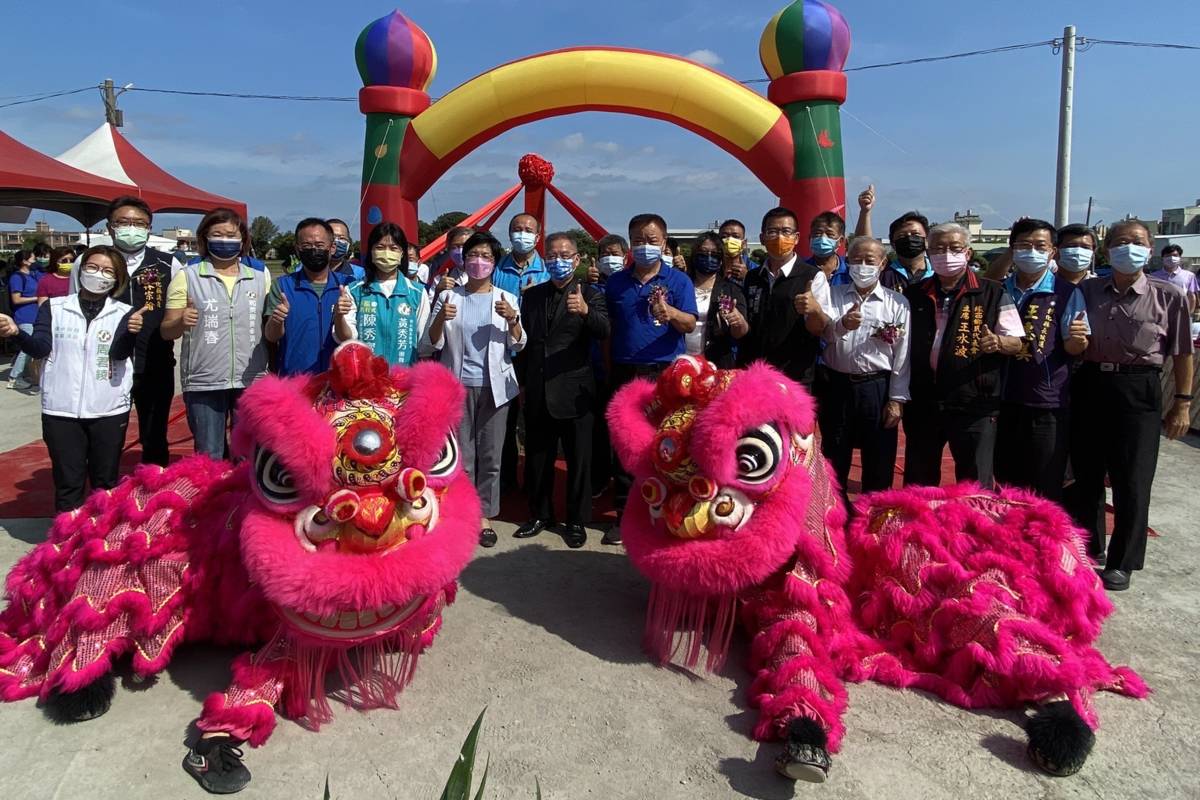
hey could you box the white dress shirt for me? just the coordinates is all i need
[764,254,834,315]
[821,281,912,401]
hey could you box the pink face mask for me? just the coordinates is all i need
[930,251,968,277]
[464,256,494,280]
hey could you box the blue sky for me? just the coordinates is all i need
[4,0,1198,239]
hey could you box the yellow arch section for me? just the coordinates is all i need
[410,48,783,160]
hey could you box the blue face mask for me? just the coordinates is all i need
[332,238,350,260]
[810,235,838,257]
[1057,247,1093,272]
[510,230,537,255]
[1013,248,1050,274]
[548,257,575,281]
[632,244,662,267]
[692,252,721,274]
[1108,243,1150,274]
[449,247,464,267]
[207,238,242,260]
[598,254,624,276]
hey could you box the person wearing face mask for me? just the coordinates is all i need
[0,246,145,511]
[160,208,270,459]
[805,211,850,286]
[587,234,629,285]
[738,206,832,386]
[406,243,430,287]
[36,247,75,306]
[428,226,475,296]
[881,212,932,292]
[993,219,1090,502]
[685,231,748,368]
[1054,224,1099,286]
[718,218,754,286]
[665,237,686,271]
[31,242,52,274]
[421,232,526,548]
[264,218,356,376]
[817,236,911,499]
[1067,220,1194,591]
[1150,244,1198,314]
[513,232,610,548]
[327,218,365,282]
[7,248,43,389]
[494,213,549,296]
[902,222,1025,489]
[344,222,430,367]
[88,197,183,466]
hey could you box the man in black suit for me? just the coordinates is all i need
[514,232,610,548]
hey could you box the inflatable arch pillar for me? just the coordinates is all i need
[356,1,850,258]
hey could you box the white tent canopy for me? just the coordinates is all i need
[57,125,136,184]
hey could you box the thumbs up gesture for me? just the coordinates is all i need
[566,283,588,316]
[127,303,151,335]
[842,301,863,331]
[0,313,17,338]
[1067,311,1089,350]
[793,288,816,316]
[439,297,458,322]
[270,295,290,326]
[495,296,518,324]
[335,285,353,317]
[182,297,199,330]
[858,183,876,211]
[979,323,1001,354]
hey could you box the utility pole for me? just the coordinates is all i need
[1053,26,1076,228]
[1085,196,1094,227]
[101,78,124,127]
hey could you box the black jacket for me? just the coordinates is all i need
[904,271,1007,413]
[738,260,823,385]
[696,274,747,369]
[116,247,175,375]
[520,278,610,420]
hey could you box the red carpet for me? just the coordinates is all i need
[0,412,1150,542]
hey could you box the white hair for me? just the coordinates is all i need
[928,222,971,243]
[847,235,885,255]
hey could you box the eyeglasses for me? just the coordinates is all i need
[549,252,578,259]
[111,218,150,229]
[929,244,968,255]
[762,228,798,239]
[82,264,116,277]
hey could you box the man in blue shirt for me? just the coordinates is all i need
[605,213,698,534]
[806,211,850,286]
[494,213,549,297]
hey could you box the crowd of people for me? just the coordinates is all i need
[1,193,1196,593]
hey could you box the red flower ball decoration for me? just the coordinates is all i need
[655,356,723,409]
[518,153,555,189]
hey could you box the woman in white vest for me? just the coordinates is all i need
[0,246,146,511]
[420,231,526,548]
[160,208,269,460]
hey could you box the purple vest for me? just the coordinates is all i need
[1003,278,1077,408]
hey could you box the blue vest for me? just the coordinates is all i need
[350,277,425,366]
[277,270,354,376]
[1003,277,1077,409]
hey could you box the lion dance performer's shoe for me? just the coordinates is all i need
[1026,701,1095,777]
[183,735,251,794]
[775,717,832,783]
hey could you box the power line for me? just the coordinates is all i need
[0,86,95,109]
[123,86,356,102]
[1087,39,1200,51]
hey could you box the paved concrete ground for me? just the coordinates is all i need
[0,374,1197,799]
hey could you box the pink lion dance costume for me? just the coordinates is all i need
[608,356,1146,782]
[0,343,480,793]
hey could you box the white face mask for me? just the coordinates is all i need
[1057,247,1093,272]
[598,254,625,276]
[1109,243,1151,275]
[79,269,115,295]
[1162,255,1183,272]
[849,262,879,289]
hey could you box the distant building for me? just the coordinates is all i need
[1161,199,1200,235]
[951,210,1010,254]
[161,227,198,249]
[0,220,84,250]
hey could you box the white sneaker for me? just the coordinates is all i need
[11,378,32,390]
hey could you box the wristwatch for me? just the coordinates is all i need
[1174,393,1193,401]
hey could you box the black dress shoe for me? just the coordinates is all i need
[514,519,552,539]
[1090,551,1106,567]
[601,524,622,546]
[1100,568,1130,591]
[479,528,498,548]
[561,524,587,549]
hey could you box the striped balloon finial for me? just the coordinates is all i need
[355,10,438,91]
[760,0,851,79]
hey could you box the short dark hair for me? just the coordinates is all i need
[1162,244,1184,257]
[597,233,628,254]
[79,245,129,298]
[326,218,350,236]
[508,213,539,232]
[544,231,576,252]
[687,231,722,280]
[718,219,746,236]
[364,222,409,283]
[197,208,250,259]
[810,211,845,236]
[1056,223,1097,249]
[761,206,798,232]
[1009,217,1057,246]
[628,213,668,236]
[48,246,75,268]
[106,195,152,224]
[445,226,474,250]
[12,249,31,267]
[32,242,52,258]
[1104,220,1151,246]
[888,211,929,241]
[295,217,334,241]
[461,231,503,265]
[666,237,680,254]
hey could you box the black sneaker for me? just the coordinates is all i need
[183,736,251,794]
[601,524,622,546]
[479,528,498,548]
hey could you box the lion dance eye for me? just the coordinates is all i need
[429,433,459,477]
[734,424,783,484]
[255,446,299,505]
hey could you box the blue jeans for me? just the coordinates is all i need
[10,323,34,382]
[185,389,244,460]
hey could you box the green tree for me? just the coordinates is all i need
[250,216,280,259]
[22,235,47,251]
[270,232,296,262]
[565,228,597,262]
[418,211,469,245]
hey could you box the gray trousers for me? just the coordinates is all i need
[460,386,511,519]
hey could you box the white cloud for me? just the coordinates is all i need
[559,132,586,151]
[683,49,723,67]
[593,140,620,154]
